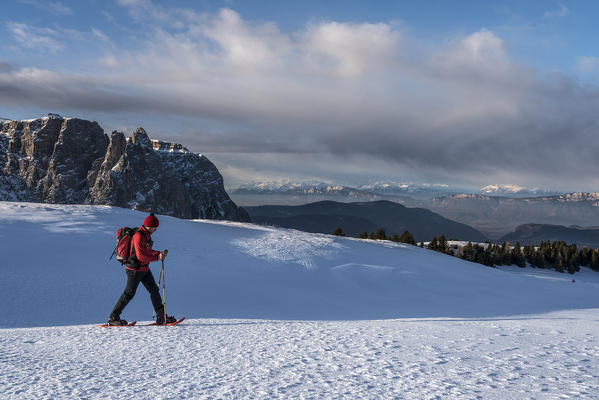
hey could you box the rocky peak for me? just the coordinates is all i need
[0,115,250,222]
[44,113,63,119]
[130,127,152,147]
[152,139,189,153]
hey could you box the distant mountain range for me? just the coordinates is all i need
[231,181,405,205]
[499,224,599,248]
[231,181,599,240]
[230,181,559,206]
[245,200,488,242]
[478,184,557,197]
[422,193,599,240]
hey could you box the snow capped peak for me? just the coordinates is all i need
[151,139,191,154]
[236,180,336,192]
[20,113,69,123]
[480,184,528,194]
[479,184,558,197]
[360,181,450,191]
[43,113,63,119]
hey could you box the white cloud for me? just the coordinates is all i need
[8,22,64,54]
[18,0,72,15]
[577,56,599,73]
[101,10,115,23]
[48,1,73,16]
[199,8,291,70]
[91,28,110,43]
[117,0,190,29]
[3,2,599,190]
[544,3,569,18]
[301,21,401,77]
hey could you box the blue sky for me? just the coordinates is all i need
[1,0,599,190]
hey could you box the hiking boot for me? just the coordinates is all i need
[155,314,177,325]
[108,317,128,326]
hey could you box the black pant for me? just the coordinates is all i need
[110,269,164,319]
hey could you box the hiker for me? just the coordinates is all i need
[108,213,177,326]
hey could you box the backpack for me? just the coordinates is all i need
[110,227,139,264]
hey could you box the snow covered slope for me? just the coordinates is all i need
[1,201,598,328]
[2,202,599,399]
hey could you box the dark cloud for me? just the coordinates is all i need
[0,60,16,73]
[2,6,599,190]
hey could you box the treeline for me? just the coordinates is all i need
[333,227,416,244]
[331,227,599,274]
[447,239,599,274]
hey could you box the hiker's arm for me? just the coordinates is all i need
[133,233,160,264]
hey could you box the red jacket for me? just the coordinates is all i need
[127,226,160,271]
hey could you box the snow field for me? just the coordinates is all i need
[2,311,598,399]
[2,202,599,327]
[2,202,599,398]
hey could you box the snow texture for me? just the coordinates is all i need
[1,202,599,398]
[2,311,598,399]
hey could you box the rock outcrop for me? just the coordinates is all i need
[0,114,249,222]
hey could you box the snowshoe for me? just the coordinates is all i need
[155,314,177,325]
[108,317,128,326]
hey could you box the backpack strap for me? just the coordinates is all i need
[126,228,142,268]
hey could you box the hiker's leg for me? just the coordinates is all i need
[109,269,143,319]
[140,269,163,313]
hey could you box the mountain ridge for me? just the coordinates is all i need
[246,199,487,242]
[499,223,599,248]
[0,114,249,221]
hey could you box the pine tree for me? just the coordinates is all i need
[567,257,579,274]
[523,245,535,266]
[579,247,590,266]
[592,250,599,272]
[502,242,511,265]
[375,228,387,240]
[534,250,545,268]
[492,244,503,266]
[438,235,449,254]
[461,242,474,262]
[555,252,564,273]
[429,236,438,251]
[511,242,525,268]
[358,231,368,239]
[474,245,485,264]
[484,244,494,267]
[399,230,416,245]
[332,227,344,236]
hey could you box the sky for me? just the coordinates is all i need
[1,0,599,191]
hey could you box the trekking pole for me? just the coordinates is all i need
[161,258,166,326]
[153,265,164,321]
[109,244,118,260]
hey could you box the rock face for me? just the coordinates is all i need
[0,115,250,222]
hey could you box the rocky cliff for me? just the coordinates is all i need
[0,114,249,222]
